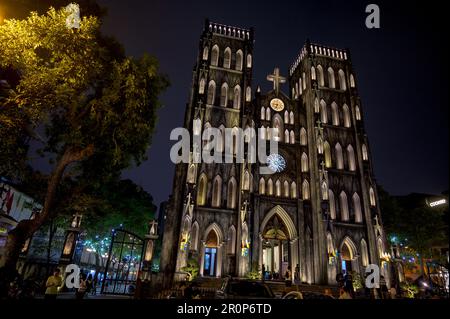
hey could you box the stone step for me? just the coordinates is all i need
[191,277,340,297]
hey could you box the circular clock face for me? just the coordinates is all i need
[270,98,285,112]
[267,153,286,173]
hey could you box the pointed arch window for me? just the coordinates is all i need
[199,77,206,94]
[339,191,349,221]
[317,65,324,86]
[220,83,228,107]
[261,107,265,120]
[266,108,271,121]
[314,98,319,113]
[321,181,328,200]
[329,190,336,219]
[246,54,252,68]
[260,125,266,140]
[267,179,273,196]
[212,175,222,207]
[324,141,332,168]
[202,46,209,61]
[317,136,324,154]
[355,105,361,120]
[327,67,335,88]
[202,122,211,149]
[301,153,309,172]
[343,104,351,127]
[327,233,334,254]
[283,181,290,197]
[207,80,216,105]
[235,50,243,71]
[353,193,363,223]
[227,177,237,209]
[242,170,250,191]
[331,102,339,126]
[259,178,265,194]
[284,129,289,143]
[223,47,231,68]
[275,179,281,197]
[211,45,219,66]
[289,111,294,124]
[350,74,355,88]
[197,174,207,206]
[290,130,295,144]
[291,182,297,198]
[245,86,251,102]
[335,143,344,169]
[187,164,196,184]
[362,144,368,161]
[361,239,369,267]
[347,144,356,171]
[338,69,346,91]
[320,100,328,123]
[311,66,316,80]
[272,114,283,141]
[302,72,306,90]
[369,187,376,206]
[217,124,225,152]
[300,128,307,145]
[302,180,310,200]
[284,111,289,123]
[299,78,303,95]
[233,85,241,109]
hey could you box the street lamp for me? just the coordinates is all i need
[141,219,158,281]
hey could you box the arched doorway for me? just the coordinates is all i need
[204,230,218,276]
[259,206,298,281]
[200,223,223,277]
[340,237,359,276]
[262,215,289,280]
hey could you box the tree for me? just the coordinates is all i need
[0,7,168,270]
[378,186,448,277]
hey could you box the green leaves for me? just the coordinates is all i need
[0,6,168,267]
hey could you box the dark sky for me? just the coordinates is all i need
[12,0,450,206]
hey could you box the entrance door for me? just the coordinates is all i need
[341,260,353,275]
[204,247,217,276]
[262,215,290,281]
[203,229,219,277]
[341,241,353,275]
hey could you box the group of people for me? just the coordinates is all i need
[44,268,97,300]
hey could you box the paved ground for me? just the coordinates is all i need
[35,292,133,299]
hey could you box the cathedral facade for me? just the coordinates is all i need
[160,20,391,286]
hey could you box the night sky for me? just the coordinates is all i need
[8,0,450,206]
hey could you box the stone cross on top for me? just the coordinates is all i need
[267,67,286,95]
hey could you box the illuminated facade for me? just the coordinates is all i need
[160,20,390,286]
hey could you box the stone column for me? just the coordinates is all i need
[199,241,205,276]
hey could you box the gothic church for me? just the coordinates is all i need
[160,20,391,286]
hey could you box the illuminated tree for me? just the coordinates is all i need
[0,7,168,270]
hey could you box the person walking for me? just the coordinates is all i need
[75,274,87,300]
[284,266,292,287]
[294,264,300,286]
[85,274,93,298]
[44,268,62,300]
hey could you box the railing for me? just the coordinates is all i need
[289,43,348,75]
[208,22,251,40]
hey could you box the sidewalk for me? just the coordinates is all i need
[35,292,133,300]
